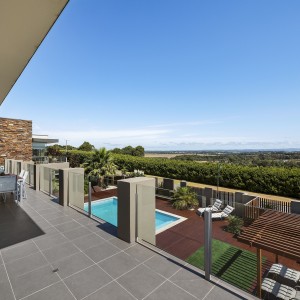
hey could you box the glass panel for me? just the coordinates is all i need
[28,164,34,186]
[68,170,85,213]
[155,182,204,270]
[50,169,59,198]
[40,166,50,194]
[17,162,21,175]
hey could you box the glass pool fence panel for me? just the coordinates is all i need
[17,162,22,176]
[50,169,59,198]
[28,164,34,186]
[210,202,257,297]
[68,170,85,213]
[39,166,44,193]
[136,184,156,246]
[41,166,51,194]
[154,192,205,273]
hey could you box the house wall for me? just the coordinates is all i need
[0,117,32,165]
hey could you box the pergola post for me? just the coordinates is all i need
[275,254,279,264]
[257,248,262,299]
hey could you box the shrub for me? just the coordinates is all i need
[226,215,244,235]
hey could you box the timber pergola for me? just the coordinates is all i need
[238,210,300,298]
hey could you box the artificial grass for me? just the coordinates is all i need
[186,239,265,292]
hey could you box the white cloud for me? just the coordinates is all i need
[147,120,221,128]
[42,124,300,150]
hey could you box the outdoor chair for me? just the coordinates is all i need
[19,169,25,178]
[17,170,28,200]
[267,264,300,287]
[210,205,234,220]
[262,278,300,300]
[197,199,222,216]
[0,175,17,202]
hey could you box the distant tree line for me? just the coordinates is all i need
[46,142,144,157]
[171,152,300,168]
[110,145,145,157]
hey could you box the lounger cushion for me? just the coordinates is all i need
[197,199,222,215]
[269,264,300,285]
[223,205,234,215]
[262,278,297,300]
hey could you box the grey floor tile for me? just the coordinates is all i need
[62,226,92,240]
[34,233,68,251]
[38,208,59,215]
[42,241,79,263]
[10,265,60,299]
[93,224,117,240]
[1,241,39,264]
[32,219,52,230]
[109,237,134,250]
[72,233,105,251]
[52,252,94,279]
[144,255,182,278]
[84,281,135,300]
[63,265,112,300]
[205,283,252,300]
[24,282,75,300]
[0,264,9,283]
[54,220,82,233]
[84,242,119,263]
[6,251,48,279]
[144,281,197,300]
[0,280,15,300]
[40,212,65,221]
[169,268,214,299]
[98,252,139,279]
[35,226,58,236]
[47,215,74,226]
[117,264,164,299]
[125,244,157,263]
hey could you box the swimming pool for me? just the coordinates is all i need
[84,197,186,233]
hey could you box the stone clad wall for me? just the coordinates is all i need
[0,118,32,165]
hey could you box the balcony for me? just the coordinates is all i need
[0,186,256,300]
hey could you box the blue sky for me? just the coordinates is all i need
[1,0,300,150]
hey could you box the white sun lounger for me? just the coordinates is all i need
[197,199,222,216]
[262,278,300,300]
[268,264,300,286]
[211,205,234,220]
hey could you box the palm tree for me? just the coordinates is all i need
[171,187,198,210]
[83,147,116,188]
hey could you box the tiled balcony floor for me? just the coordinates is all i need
[0,187,257,300]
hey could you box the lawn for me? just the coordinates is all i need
[186,239,265,293]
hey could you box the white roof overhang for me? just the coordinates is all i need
[0,0,69,105]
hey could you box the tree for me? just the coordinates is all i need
[122,146,134,156]
[171,187,198,210]
[111,148,122,154]
[78,141,95,151]
[111,145,145,156]
[46,145,62,157]
[83,147,117,188]
[132,145,145,157]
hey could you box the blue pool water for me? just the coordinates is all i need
[84,197,179,230]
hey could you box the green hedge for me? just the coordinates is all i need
[63,151,300,198]
[112,154,300,198]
